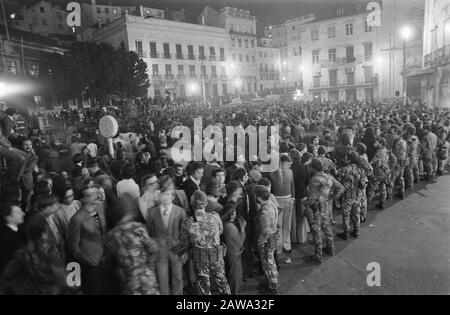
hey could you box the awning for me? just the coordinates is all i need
[405,68,435,78]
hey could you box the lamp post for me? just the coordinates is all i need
[400,26,413,107]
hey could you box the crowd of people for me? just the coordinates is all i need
[0,99,449,295]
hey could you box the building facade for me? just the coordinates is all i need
[84,14,230,98]
[198,6,258,95]
[423,0,450,107]
[256,38,282,93]
[0,25,66,110]
[265,1,425,103]
[11,0,73,36]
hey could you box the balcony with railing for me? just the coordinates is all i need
[176,54,184,60]
[164,74,175,80]
[199,55,206,61]
[219,56,226,61]
[177,74,187,80]
[424,44,450,69]
[209,55,216,61]
[309,77,378,89]
[229,29,256,37]
[186,54,196,60]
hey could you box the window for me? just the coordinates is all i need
[150,42,157,58]
[239,54,243,62]
[312,50,320,64]
[364,19,373,32]
[220,48,225,61]
[252,55,255,63]
[346,23,353,35]
[42,19,47,26]
[364,66,373,83]
[221,66,226,76]
[105,8,110,14]
[189,65,196,75]
[328,26,336,38]
[178,65,184,75]
[152,64,159,75]
[165,65,172,76]
[211,66,217,77]
[176,44,183,59]
[187,45,194,59]
[199,46,205,60]
[231,38,236,47]
[346,46,355,62]
[347,72,355,85]
[232,54,236,61]
[246,55,249,62]
[364,42,373,61]
[251,39,255,48]
[328,48,336,63]
[163,43,170,58]
[96,7,101,14]
[311,29,319,41]
[28,63,39,77]
[209,47,216,60]
[298,46,302,56]
[40,7,45,13]
[245,39,249,48]
[201,65,206,75]
[329,69,337,86]
[135,41,143,57]
[238,39,242,48]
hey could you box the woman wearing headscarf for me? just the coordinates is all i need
[101,197,160,295]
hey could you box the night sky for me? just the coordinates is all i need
[19,0,372,36]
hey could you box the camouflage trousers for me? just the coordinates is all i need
[258,234,278,290]
[193,261,231,295]
[341,198,361,233]
[309,202,334,259]
[388,163,406,197]
[359,186,368,221]
[367,181,387,204]
[404,159,419,188]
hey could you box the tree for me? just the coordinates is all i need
[43,42,149,103]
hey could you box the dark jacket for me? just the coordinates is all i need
[292,162,311,199]
[0,224,25,274]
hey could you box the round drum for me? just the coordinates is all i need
[99,115,119,138]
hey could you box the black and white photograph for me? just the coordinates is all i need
[0,0,449,299]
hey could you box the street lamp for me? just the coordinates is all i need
[400,26,413,106]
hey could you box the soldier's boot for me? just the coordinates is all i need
[395,192,405,200]
[351,230,359,239]
[376,201,385,210]
[323,245,336,256]
[360,216,366,223]
[436,170,443,176]
[336,232,349,241]
[414,178,419,184]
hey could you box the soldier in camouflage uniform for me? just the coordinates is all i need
[180,191,231,295]
[355,143,374,223]
[254,185,279,294]
[336,151,366,240]
[317,145,337,176]
[367,137,390,209]
[389,126,408,200]
[304,159,344,264]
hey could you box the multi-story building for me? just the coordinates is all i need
[81,0,135,29]
[256,38,282,93]
[198,6,258,94]
[82,13,230,98]
[0,25,66,109]
[422,0,450,107]
[11,0,73,36]
[266,1,425,103]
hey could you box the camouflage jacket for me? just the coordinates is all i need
[392,137,408,164]
[180,210,223,249]
[306,171,345,205]
[357,155,374,180]
[336,164,364,200]
[256,201,278,244]
[407,136,420,162]
[371,147,390,182]
[317,156,337,176]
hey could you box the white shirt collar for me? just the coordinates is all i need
[160,204,173,215]
[190,175,201,187]
[6,223,19,232]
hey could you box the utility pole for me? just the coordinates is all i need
[0,0,9,41]
[403,38,407,107]
[201,60,206,107]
